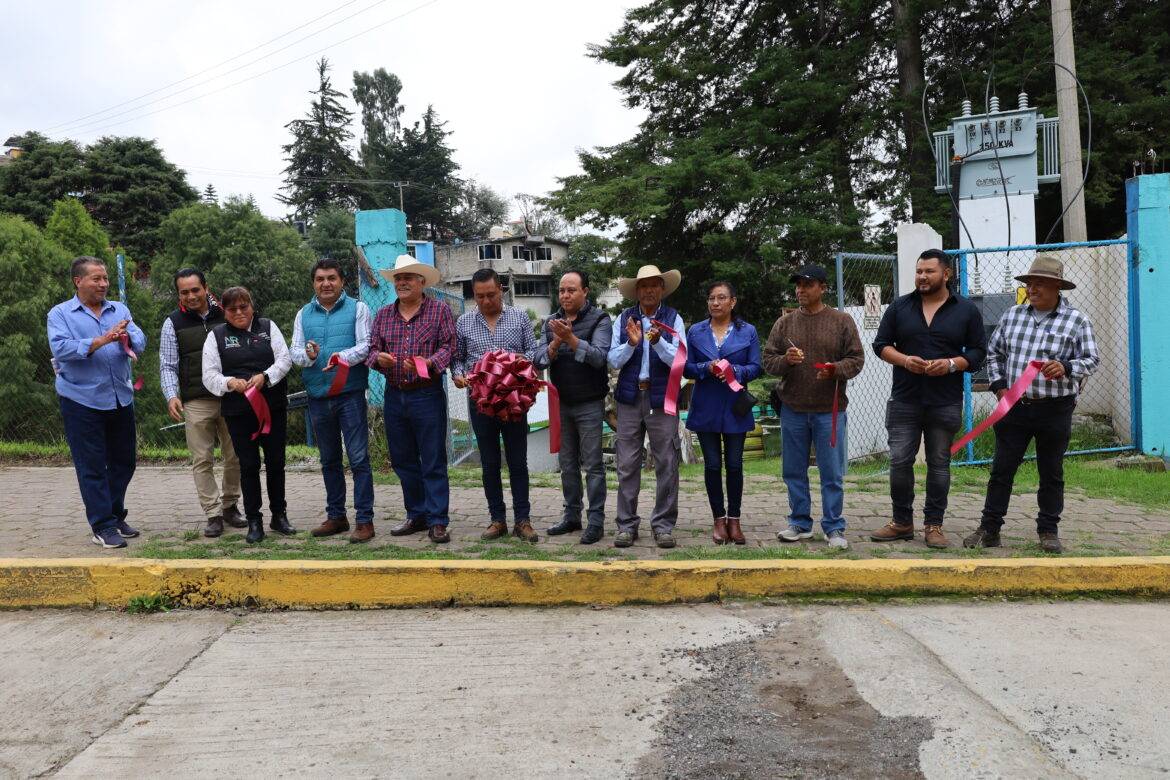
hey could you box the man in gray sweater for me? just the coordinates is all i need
[763,265,865,549]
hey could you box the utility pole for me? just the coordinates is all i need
[396,181,406,213]
[1051,0,1087,242]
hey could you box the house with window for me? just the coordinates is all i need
[434,233,569,318]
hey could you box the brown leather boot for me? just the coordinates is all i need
[513,520,538,544]
[311,517,350,538]
[349,523,375,544]
[481,521,508,541]
[726,517,746,545]
[712,517,729,545]
[924,524,949,549]
[869,522,914,542]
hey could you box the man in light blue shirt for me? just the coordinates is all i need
[47,256,147,549]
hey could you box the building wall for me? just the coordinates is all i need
[435,239,567,283]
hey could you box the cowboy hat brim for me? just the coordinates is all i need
[1014,273,1076,291]
[380,262,441,288]
[617,269,682,300]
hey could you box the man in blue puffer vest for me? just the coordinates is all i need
[290,259,376,543]
[608,264,687,549]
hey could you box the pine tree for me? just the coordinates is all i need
[202,183,218,205]
[278,58,363,221]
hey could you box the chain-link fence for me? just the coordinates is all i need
[950,239,1135,465]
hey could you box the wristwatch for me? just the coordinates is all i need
[947,359,957,374]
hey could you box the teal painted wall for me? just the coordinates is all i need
[356,209,409,406]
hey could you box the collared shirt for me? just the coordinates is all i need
[159,308,217,401]
[453,305,538,376]
[289,293,372,368]
[873,289,987,406]
[987,297,1099,399]
[48,295,147,410]
[365,294,457,385]
[607,305,687,379]
[200,319,292,397]
[533,301,612,371]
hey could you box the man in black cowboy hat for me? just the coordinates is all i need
[964,254,1099,554]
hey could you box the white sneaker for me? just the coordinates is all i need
[826,531,849,550]
[777,526,813,542]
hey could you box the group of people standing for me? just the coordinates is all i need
[47,247,1097,555]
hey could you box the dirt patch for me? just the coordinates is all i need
[636,612,932,779]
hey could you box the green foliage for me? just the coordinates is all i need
[125,592,173,613]
[81,136,198,262]
[0,134,86,226]
[151,198,316,333]
[44,198,114,262]
[279,58,363,221]
[306,206,357,291]
[451,181,509,238]
[548,233,620,306]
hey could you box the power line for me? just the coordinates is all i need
[188,165,468,199]
[44,0,372,134]
[56,0,441,138]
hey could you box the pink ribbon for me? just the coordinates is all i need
[466,349,560,453]
[814,363,840,448]
[412,356,430,380]
[950,359,1046,455]
[244,385,272,441]
[119,332,137,361]
[325,354,350,397]
[712,358,744,392]
[650,319,687,417]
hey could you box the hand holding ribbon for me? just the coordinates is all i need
[814,363,840,448]
[325,354,351,396]
[950,360,1045,455]
[711,359,744,392]
[650,319,687,416]
[244,385,272,441]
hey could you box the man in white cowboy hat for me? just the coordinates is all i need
[365,254,457,544]
[964,254,1099,554]
[607,263,687,549]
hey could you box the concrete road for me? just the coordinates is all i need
[1,602,1166,778]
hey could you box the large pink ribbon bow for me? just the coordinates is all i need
[467,349,560,453]
[950,360,1046,455]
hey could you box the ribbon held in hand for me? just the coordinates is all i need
[411,356,430,380]
[712,359,744,392]
[244,385,272,441]
[950,359,1045,455]
[325,354,351,396]
[814,363,840,448]
[119,332,137,361]
[466,349,560,453]
[650,319,687,416]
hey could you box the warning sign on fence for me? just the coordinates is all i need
[863,285,881,329]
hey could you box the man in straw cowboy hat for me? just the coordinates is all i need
[964,254,1099,554]
[608,264,687,549]
[365,254,457,544]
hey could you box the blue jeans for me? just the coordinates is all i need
[384,384,449,527]
[60,397,137,533]
[780,405,847,534]
[696,431,745,518]
[308,390,374,524]
[469,405,530,523]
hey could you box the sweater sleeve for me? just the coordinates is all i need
[762,316,790,377]
[834,314,865,381]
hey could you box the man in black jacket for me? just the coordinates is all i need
[535,271,614,544]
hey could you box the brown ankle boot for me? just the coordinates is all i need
[713,516,729,545]
[727,517,746,545]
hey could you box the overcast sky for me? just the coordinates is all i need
[3,0,645,221]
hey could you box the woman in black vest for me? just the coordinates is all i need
[200,287,295,543]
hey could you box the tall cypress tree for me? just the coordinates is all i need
[279,58,363,221]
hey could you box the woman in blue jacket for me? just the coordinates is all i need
[684,281,763,545]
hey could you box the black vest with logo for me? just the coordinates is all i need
[211,318,288,416]
[168,301,225,402]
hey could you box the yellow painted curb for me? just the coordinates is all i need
[2,557,1170,609]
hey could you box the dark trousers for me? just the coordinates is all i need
[887,400,962,526]
[469,405,530,523]
[696,431,746,518]
[60,397,137,533]
[225,408,288,522]
[981,396,1075,533]
[384,384,449,527]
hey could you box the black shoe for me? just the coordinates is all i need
[962,526,1001,549]
[203,515,224,538]
[579,526,604,545]
[222,504,247,528]
[1038,531,1063,554]
[269,514,296,536]
[547,519,583,536]
[245,518,265,544]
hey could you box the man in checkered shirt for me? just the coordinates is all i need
[964,255,1100,554]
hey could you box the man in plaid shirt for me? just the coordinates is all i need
[453,267,540,543]
[965,255,1100,554]
[366,255,457,544]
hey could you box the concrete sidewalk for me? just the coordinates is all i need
[4,603,1167,778]
[3,465,1168,560]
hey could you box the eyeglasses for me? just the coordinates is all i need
[706,295,732,303]
[225,304,252,313]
